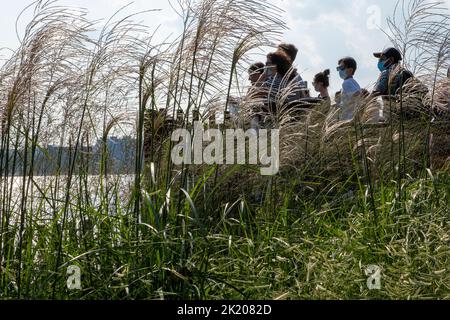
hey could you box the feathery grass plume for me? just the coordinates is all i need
[138,0,288,227]
[0,0,95,297]
[384,0,449,171]
[0,0,159,297]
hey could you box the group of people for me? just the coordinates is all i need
[246,43,448,122]
[247,44,310,111]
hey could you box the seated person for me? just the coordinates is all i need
[246,62,267,130]
[373,47,413,97]
[336,57,361,120]
[433,66,450,120]
[277,43,310,98]
[257,51,297,113]
[248,62,265,87]
[246,62,266,105]
[313,69,331,101]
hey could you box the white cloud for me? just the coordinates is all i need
[1,0,449,94]
[1,0,179,50]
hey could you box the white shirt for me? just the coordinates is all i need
[342,77,360,95]
[340,77,361,120]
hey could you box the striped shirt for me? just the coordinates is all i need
[263,73,309,110]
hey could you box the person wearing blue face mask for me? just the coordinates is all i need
[336,57,361,120]
[373,47,411,96]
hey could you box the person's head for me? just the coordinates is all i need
[337,57,357,80]
[266,51,292,77]
[374,47,402,72]
[313,69,330,92]
[248,62,265,85]
[277,43,298,63]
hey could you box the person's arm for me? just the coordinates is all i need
[335,91,342,105]
[373,71,389,96]
[342,79,361,95]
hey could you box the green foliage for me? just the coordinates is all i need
[0,0,449,300]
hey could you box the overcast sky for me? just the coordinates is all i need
[1,0,449,95]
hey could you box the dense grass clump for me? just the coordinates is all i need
[1,169,448,300]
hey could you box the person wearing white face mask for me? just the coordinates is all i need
[336,57,361,120]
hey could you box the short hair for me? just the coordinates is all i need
[339,57,358,73]
[314,69,330,87]
[248,62,265,74]
[278,43,298,62]
[267,51,293,77]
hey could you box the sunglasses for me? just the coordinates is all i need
[336,66,345,71]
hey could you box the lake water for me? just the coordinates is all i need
[0,174,136,223]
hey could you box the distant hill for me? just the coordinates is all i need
[1,136,136,176]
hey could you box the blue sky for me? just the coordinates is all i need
[1,0,449,95]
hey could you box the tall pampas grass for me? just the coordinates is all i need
[0,0,448,300]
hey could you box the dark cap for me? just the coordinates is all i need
[374,47,402,62]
